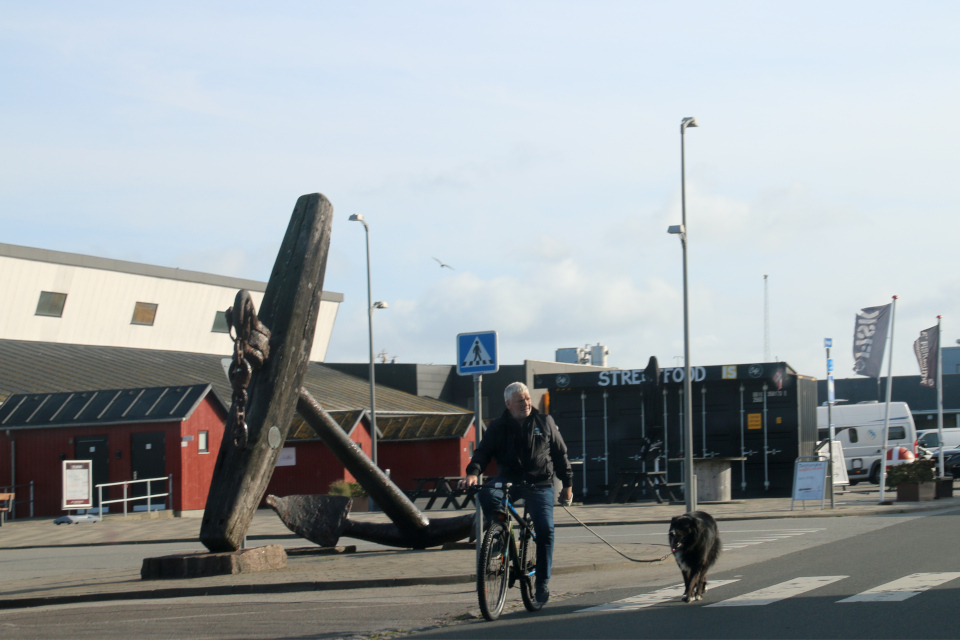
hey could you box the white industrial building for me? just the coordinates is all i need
[0,243,343,361]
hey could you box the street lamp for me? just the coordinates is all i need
[349,213,387,467]
[668,116,698,513]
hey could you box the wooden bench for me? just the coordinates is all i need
[0,493,13,526]
[406,477,476,510]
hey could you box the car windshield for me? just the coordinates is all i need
[919,433,940,447]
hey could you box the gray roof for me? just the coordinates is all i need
[0,384,219,430]
[0,340,472,439]
[0,242,343,302]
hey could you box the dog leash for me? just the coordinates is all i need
[559,504,673,563]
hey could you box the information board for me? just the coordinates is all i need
[62,460,93,510]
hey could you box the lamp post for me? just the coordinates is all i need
[349,213,387,467]
[669,116,698,513]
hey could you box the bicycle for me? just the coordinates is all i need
[468,481,545,621]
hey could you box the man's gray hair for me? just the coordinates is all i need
[504,382,529,403]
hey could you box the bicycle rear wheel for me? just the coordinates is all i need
[477,521,510,621]
[519,518,543,612]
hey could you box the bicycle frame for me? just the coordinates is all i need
[486,484,537,583]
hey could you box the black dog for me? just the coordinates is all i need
[668,511,721,602]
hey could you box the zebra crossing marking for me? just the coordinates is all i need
[577,580,740,613]
[578,571,960,613]
[705,576,847,607]
[723,528,824,551]
[838,572,960,603]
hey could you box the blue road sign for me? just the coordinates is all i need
[457,331,499,376]
[824,338,832,348]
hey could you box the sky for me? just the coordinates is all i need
[2,1,959,381]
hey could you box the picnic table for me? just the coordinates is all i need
[406,477,477,510]
[0,493,13,525]
[605,469,682,504]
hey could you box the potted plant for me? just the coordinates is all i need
[329,480,369,512]
[885,459,937,502]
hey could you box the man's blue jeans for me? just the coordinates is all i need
[478,479,555,588]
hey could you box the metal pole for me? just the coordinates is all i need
[640,392,646,476]
[826,342,835,508]
[681,118,696,513]
[701,386,707,459]
[739,384,746,491]
[937,316,945,478]
[581,391,587,499]
[168,474,173,512]
[878,296,898,503]
[662,388,669,482]
[603,390,609,491]
[474,373,483,562]
[763,383,770,491]
[363,223,379,467]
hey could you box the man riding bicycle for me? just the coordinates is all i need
[462,382,574,605]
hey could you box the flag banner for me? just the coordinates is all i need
[852,304,891,378]
[913,324,939,388]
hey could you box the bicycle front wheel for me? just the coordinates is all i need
[477,521,510,621]
[519,518,543,612]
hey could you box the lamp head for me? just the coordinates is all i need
[372,301,389,310]
[667,224,685,235]
[349,213,365,222]
[681,117,698,131]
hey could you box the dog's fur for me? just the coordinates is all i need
[668,511,721,602]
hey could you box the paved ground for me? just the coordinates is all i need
[2,486,957,610]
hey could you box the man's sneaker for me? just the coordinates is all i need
[535,582,550,605]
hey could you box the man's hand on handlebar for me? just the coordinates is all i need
[458,474,479,490]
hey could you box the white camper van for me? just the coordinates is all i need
[816,402,918,485]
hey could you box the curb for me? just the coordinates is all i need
[0,560,650,611]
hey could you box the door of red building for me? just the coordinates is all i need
[74,435,109,509]
[130,432,166,511]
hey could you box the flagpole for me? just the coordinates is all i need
[878,295,898,504]
[937,315,945,478]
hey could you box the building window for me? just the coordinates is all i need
[211,310,229,333]
[199,431,209,453]
[36,291,67,317]
[131,302,158,326]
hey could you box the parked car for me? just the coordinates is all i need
[941,448,960,479]
[915,428,960,457]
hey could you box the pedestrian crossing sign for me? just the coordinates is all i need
[457,331,499,375]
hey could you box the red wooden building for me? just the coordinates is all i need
[0,384,226,517]
[0,340,480,518]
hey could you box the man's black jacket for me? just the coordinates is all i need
[466,408,573,488]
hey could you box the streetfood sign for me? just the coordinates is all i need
[535,362,792,390]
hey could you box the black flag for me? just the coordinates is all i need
[914,324,939,388]
[852,304,891,378]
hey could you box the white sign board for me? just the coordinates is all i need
[793,460,827,501]
[62,460,93,510]
[276,447,297,467]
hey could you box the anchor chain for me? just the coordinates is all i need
[225,290,271,448]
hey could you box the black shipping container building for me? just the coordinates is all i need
[534,362,818,501]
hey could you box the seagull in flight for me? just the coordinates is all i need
[432,257,455,270]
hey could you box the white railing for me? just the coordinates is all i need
[94,475,173,519]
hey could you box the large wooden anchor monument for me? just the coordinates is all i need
[199,192,474,555]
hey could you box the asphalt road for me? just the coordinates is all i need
[1,509,957,639]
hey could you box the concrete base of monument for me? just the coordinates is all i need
[141,544,287,580]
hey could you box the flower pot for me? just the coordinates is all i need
[349,496,369,512]
[936,478,954,498]
[896,482,936,502]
